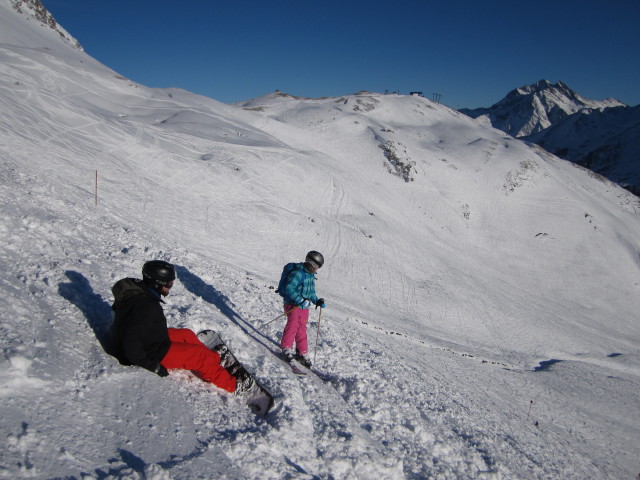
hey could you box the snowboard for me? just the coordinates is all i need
[197,330,274,417]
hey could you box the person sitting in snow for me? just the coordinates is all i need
[110,260,254,394]
[279,251,326,367]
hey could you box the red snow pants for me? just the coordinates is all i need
[160,328,236,393]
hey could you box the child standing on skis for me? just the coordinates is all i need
[279,251,326,367]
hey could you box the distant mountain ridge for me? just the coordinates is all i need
[460,80,639,195]
[459,80,624,138]
[526,104,640,195]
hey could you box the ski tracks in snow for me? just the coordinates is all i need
[202,316,405,479]
[302,312,624,480]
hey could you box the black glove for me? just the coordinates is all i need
[315,298,325,308]
[154,364,169,377]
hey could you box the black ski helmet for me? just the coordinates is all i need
[142,260,176,290]
[305,251,324,269]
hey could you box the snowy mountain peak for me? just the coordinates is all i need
[8,0,82,50]
[514,79,558,96]
[461,79,624,137]
[510,80,582,110]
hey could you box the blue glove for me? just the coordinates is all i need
[315,298,325,308]
[299,299,311,308]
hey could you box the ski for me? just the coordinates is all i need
[296,360,331,382]
[278,351,330,381]
[197,330,274,417]
[280,354,307,375]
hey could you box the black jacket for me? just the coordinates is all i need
[111,279,171,372]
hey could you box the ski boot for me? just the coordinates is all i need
[295,350,312,368]
[282,348,295,363]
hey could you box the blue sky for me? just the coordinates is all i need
[42,0,640,108]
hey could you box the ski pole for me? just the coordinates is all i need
[313,306,323,365]
[252,306,298,334]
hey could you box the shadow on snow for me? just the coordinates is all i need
[58,270,117,359]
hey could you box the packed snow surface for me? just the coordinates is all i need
[1,2,639,479]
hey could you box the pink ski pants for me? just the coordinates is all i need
[280,304,309,354]
[160,328,236,392]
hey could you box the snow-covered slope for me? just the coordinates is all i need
[1,2,639,479]
[460,80,624,138]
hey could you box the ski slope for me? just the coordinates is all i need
[1,2,639,478]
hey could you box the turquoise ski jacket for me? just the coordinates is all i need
[282,263,318,309]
